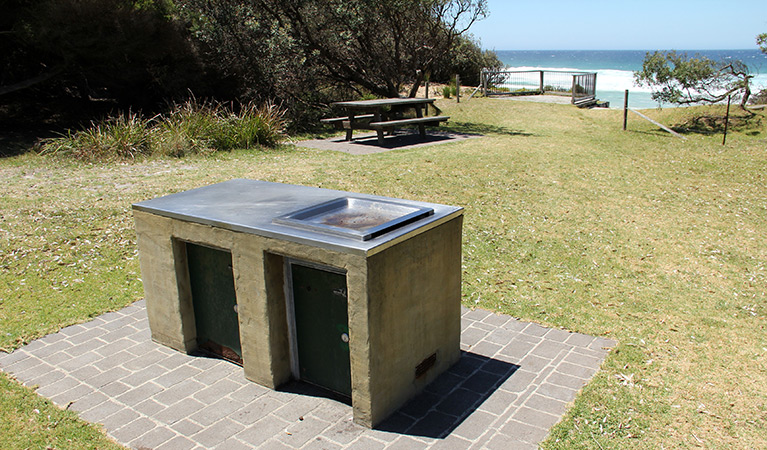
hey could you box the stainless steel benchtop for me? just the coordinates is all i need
[132,179,463,256]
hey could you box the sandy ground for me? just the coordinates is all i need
[494,94,573,104]
[405,84,588,106]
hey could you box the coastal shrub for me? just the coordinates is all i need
[431,34,503,86]
[749,88,767,105]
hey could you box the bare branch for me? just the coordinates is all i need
[0,68,62,97]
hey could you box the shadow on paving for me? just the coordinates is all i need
[377,351,518,439]
[349,131,477,149]
[279,379,353,405]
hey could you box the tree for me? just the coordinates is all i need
[752,33,767,105]
[1,0,206,105]
[431,33,502,86]
[2,0,494,132]
[250,0,488,98]
[634,51,753,109]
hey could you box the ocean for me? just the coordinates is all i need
[495,50,767,109]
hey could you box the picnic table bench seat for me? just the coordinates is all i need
[320,114,375,129]
[369,115,450,143]
[368,116,449,129]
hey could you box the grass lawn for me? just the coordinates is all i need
[1,98,766,449]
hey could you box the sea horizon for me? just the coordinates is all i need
[490,49,767,109]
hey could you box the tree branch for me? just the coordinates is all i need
[0,68,63,97]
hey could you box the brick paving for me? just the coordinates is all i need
[0,300,615,449]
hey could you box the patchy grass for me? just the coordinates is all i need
[1,98,766,448]
[0,372,123,449]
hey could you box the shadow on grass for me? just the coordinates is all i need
[670,111,763,136]
[377,351,518,438]
[0,130,49,158]
[444,121,533,137]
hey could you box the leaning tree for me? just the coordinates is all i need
[634,50,754,109]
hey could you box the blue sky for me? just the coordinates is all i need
[470,0,767,50]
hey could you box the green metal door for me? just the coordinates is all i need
[186,242,242,364]
[290,263,351,397]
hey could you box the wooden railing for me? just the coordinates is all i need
[481,69,597,105]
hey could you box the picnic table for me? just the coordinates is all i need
[322,98,449,145]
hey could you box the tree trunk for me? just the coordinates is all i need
[407,70,424,98]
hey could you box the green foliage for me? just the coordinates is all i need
[431,34,503,85]
[212,102,287,150]
[192,0,488,99]
[5,0,205,104]
[756,33,767,104]
[38,100,286,160]
[544,84,571,94]
[750,88,767,105]
[3,0,492,131]
[37,112,153,160]
[154,100,222,157]
[634,50,753,107]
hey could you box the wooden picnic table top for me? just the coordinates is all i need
[331,97,435,109]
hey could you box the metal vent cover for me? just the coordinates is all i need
[415,353,437,379]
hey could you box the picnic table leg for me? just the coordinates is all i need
[374,111,385,145]
[415,105,426,137]
[345,112,355,141]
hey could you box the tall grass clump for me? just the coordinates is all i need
[152,99,221,157]
[153,99,287,157]
[226,102,286,148]
[38,111,153,160]
[38,99,286,160]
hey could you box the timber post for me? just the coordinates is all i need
[723,95,731,145]
[623,90,629,131]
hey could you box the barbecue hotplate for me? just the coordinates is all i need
[273,197,434,241]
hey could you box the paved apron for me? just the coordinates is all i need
[295,131,479,155]
[0,301,615,449]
